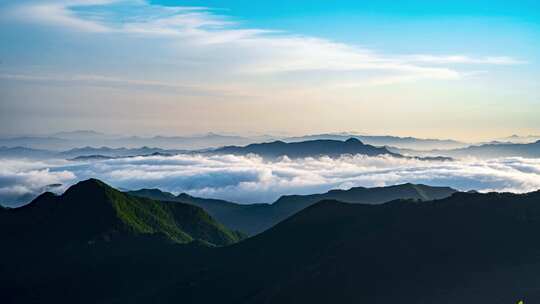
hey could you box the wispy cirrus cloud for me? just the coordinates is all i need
[403,55,527,65]
[1,0,524,87]
[0,73,251,97]
[4,0,114,32]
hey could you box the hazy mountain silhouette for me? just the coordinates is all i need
[60,146,183,158]
[0,136,71,150]
[0,146,57,158]
[52,130,114,140]
[129,183,457,235]
[497,134,540,144]
[441,140,540,158]
[0,145,182,160]
[285,133,467,150]
[390,139,540,159]
[211,138,399,159]
[0,131,274,150]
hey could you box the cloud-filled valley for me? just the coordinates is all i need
[2,154,540,207]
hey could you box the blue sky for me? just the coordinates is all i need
[0,0,539,140]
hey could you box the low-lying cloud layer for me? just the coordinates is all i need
[2,154,540,207]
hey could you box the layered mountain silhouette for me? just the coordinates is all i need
[0,131,273,150]
[0,146,57,159]
[0,179,243,247]
[60,146,182,158]
[0,130,470,151]
[211,138,400,158]
[4,185,540,303]
[441,140,540,158]
[172,191,540,303]
[395,140,540,159]
[285,133,467,150]
[129,183,457,235]
[0,145,182,159]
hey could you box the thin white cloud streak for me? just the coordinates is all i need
[403,55,527,65]
[0,73,251,97]
[6,0,114,32]
[2,154,540,207]
[1,0,524,87]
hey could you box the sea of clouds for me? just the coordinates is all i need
[2,154,540,207]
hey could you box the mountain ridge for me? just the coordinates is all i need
[129,182,457,235]
[171,190,540,303]
[4,183,540,303]
[395,140,540,159]
[211,138,400,159]
[1,179,243,247]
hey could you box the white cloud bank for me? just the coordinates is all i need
[2,154,540,207]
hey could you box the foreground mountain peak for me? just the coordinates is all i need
[67,178,107,190]
[2,179,243,246]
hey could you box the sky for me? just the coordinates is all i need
[0,0,539,141]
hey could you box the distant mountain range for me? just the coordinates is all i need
[3,138,540,163]
[210,138,457,161]
[3,179,540,303]
[129,183,457,235]
[396,140,540,159]
[284,133,468,150]
[60,146,181,158]
[0,130,473,151]
[1,138,453,161]
[0,131,274,150]
[0,146,57,158]
[0,146,182,160]
[3,130,540,159]
[211,138,400,159]
[440,140,540,158]
[497,134,540,144]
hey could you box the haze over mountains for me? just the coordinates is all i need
[3,130,540,160]
[430,140,540,159]
[498,134,540,144]
[0,136,453,164]
[3,179,540,303]
[284,133,468,150]
[2,138,402,160]
[0,131,273,151]
[391,139,540,159]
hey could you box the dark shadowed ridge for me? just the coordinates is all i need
[0,179,243,247]
[129,183,457,235]
[211,138,400,158]
[4,187,540,303]
[165,190,540,303]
